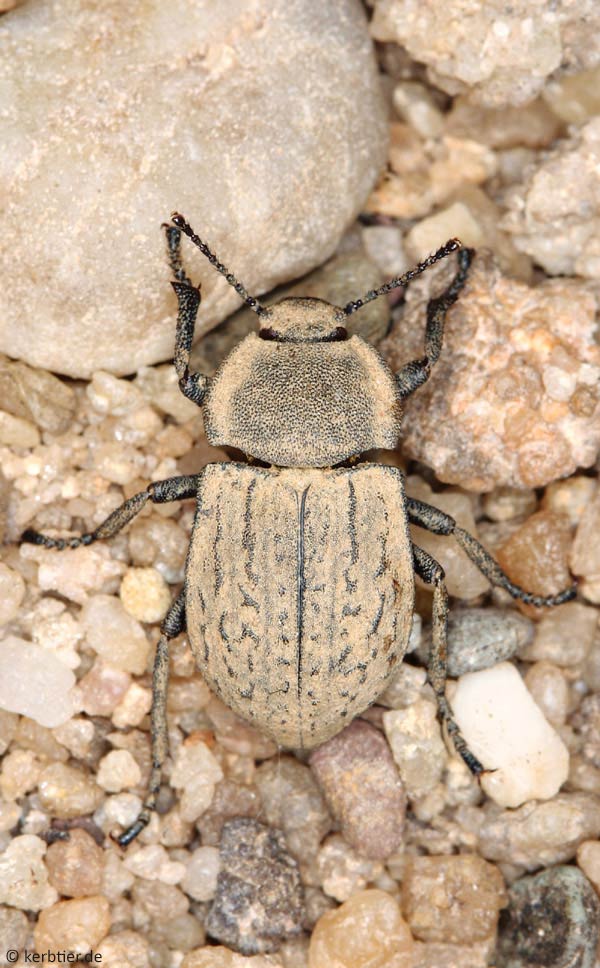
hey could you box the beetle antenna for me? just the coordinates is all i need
[171,213,268,317]
[343,238,462,316]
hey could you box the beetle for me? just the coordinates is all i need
[22,214,576,845]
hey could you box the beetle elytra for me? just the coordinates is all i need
[23,214,576,844]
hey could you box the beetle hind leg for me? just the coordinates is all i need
[407,496,576,606]
[412,543,484,776]
[116,590,186,847]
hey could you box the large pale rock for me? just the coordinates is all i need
[0,0,387,377]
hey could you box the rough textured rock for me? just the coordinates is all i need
[0,356,77,433]
[206,818,305,955]
[382,252,600,490]
[495,866,599,968]
[478,794,600,870]
[0,0,387,377]
[309,720,406,860]
[502,119,600,279]
[371,0,600,108]
[401,855,507,943]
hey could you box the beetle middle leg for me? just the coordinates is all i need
[412,543,484,775]
[407,497,577,606]
[21,474,201,550]
[116,590,186,846]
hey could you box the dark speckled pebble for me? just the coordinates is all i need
[206,817,306,955]
[495,865,600,968]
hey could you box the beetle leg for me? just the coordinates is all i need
[163,224,209,406]
[21,474,202,550]
[396,247,472,398]
[407,497,576,607]
[116,591,187,846]
[412,543,484,776]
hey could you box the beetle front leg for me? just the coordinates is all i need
[412,543,484,776]
[396,247,472,399]
[116,591,186,846]
[164,224,208,407]
[21,474,201,550]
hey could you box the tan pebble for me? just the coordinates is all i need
[123,844,186,885]
[542,476,598,527]
[34,896,110,953]
[496,510,573,611]
[112,682,153,728]
[81,595,150,674]
[132,879,188,921]
[478,792,600,869]
[182,947,279,967]
[520,600,597,666]
[170,740,224,822]
[38,763,103,819]
[120,566,172,623]
[0,562,25,624]
[309,889,414,967]
[570,487,600,603]
[401,855,506,944]
[0,749,41,800]
[97,750,142,793]
[523,662,569,726]
[78,660,131,716]
[45,829,104,897]
[0,410,40,448]
[407,202,484,260]
[316,834,383,903]
[383,700,447,799]
[97,929,150,967]
[576,840,600,892]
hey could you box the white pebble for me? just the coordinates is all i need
[97,750,142,793]
[170,740,224,822]
[95,793,142,831]
[0,835,58,911]
[181,846,221,902]
[451,662,569,808]
[0,636,77,727]
[81,595,150,674]
[123,844,186,884]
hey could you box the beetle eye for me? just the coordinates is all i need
[324,326,348,342]
[259,327,278,341]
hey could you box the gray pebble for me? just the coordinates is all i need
[495,866,600,968]
[206,818,305,955]
[419,607,533,677]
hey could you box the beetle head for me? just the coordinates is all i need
[203,296,402,468]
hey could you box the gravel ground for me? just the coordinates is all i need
[1,2,600,967]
